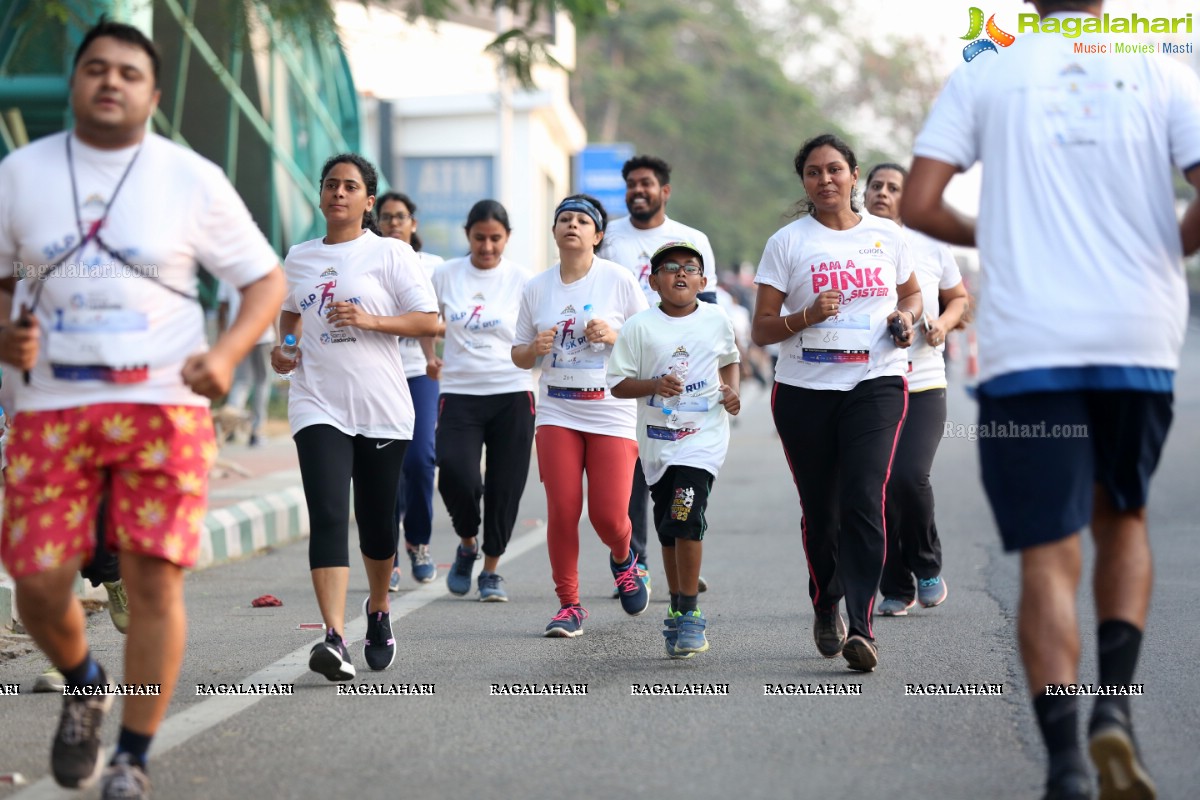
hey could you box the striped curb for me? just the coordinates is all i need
[196,486,310,569]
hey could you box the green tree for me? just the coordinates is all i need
[574,0,846,266]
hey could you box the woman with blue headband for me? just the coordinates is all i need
[512,194,650,637]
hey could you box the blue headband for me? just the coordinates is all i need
[554,198,603,231]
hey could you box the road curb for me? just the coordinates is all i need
[0,484,310,631]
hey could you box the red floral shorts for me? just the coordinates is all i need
[1,403,216,578]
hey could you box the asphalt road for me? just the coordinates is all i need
[1,327,1198,800]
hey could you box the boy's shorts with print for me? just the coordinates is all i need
[650,464,714,546]
[1,403,216,578]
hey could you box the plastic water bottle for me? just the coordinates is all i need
[581,304,605,352]
[662,354,688,420]
[278,334,299,380]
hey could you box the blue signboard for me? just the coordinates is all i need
[576,143,635,221]
[401,156,494,260]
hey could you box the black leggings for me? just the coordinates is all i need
[295,424,409,569]
[772,376,907,641]
[435,391,535,558]
[882,388,946,599]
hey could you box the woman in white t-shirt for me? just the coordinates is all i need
[376,191,444,590]
[435,200,535,603]
[271,154,438,682]
[512,195,650,637]
[864,163,969,618]
[751,135,923,673]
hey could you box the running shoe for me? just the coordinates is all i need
[362,598,397,671]
[309,630,356,681]
[408,544,438,583]
[611,554,650,616]
[34,666,65,693]
[1089,704,1155,800]
[813,605,847,658]
[544,605,588,638]
[612,562,650,598]
[388,567,402,593]
[101,753,150,800]
[877,596,917,617]
[662,610,694,659]
[1041,769,1094,800]
[698,575,708,593]
[103,580,130,634]
[447,544,479,596]
[842,634,879,672]
[477,572,508,602]
[51,664,113,788]
[918,576,948,608]
[674,610,710,655]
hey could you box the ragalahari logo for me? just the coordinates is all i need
[961,7,1015,61]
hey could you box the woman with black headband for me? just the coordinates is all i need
[512,194,649,637]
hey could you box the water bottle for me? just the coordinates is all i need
[581,304,605,352]
[278,333,299,380]
[661,354,688,422]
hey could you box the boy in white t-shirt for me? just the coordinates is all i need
[609,242,740,657]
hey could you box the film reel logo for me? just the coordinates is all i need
[962,8,1015,61]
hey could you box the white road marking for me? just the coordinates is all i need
[13,521,550,798]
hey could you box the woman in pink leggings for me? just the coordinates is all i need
[512,194,650,637]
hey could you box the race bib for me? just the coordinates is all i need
[46,307,159,383]
[802,314,871,364]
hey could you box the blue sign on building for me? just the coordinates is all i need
[576,143,635,221]
[403,156,494,260]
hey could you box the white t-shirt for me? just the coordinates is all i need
[0,132,278,411]
[432,255,534,395]
[607,302,740,485]
[218,279,276,347]
[399,250,444,379]
[904,228,962,392]
[755,214,915,391]
[514,257,648,439]
[913,13,1200,392]
[282,231,437,439]
[598,216,717,306]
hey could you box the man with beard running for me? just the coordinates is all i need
[598,155,715,597]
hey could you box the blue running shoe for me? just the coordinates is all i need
[611,553,650,616]
[447,544,479,596]
[612,562,651,598]
[662,610,694,659]
[877,596,916,616]
[674,610,709,654]
[388,567,402,593]
[478,571,508,602]
[544,605,588,638]
[408,544,438,583]
[918,576,948,608]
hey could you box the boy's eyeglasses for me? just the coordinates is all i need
[379,212,412,223]
[653,262,702,275]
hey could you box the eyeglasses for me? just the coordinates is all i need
[379,212,412,223]
[653,262,702,275]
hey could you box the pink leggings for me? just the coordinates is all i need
[535,425,639,607]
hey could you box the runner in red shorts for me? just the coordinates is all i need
[0,19,285,799]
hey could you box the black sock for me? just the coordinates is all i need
[60,652,101,690]
[1096,619,1142,719]
[677,593,699,614]
[612,549,634,569]
[114,727,152,770]
[670,593,681,612]
[1033,693,1084,776]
